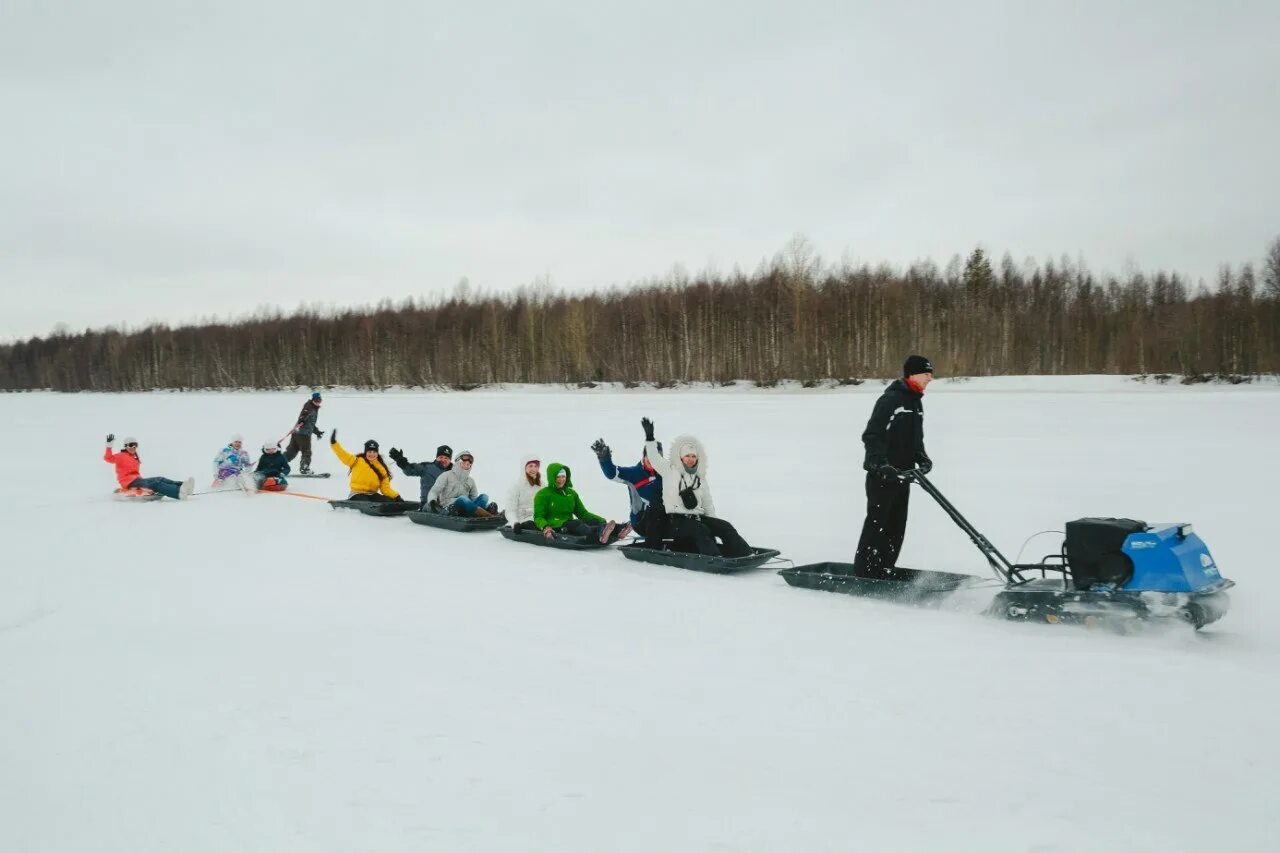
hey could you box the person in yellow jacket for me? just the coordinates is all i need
[329,430,402,502]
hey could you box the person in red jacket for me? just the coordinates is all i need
[103,434,194,500]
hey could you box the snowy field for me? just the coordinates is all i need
[2,377,1279,852]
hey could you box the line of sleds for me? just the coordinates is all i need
[327,497,785,573]
[326,466,1234,630]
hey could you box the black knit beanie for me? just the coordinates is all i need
[903,355,934,377]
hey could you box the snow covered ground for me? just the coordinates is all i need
[2,377,1278,852]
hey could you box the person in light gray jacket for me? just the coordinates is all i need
[641,418,751,557]
[427,450,498,517]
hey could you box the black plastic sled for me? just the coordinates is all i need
[329,499,420,516]
[408,510,508,532]
[779,563,988,605]
[499,526,612,550]
[620,542,783,574]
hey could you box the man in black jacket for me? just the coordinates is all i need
[853,355,935,577]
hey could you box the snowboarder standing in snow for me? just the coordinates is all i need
[253,442,291,490]
[534,463,630,544]
[103,434,194,500]
[388,444,453,504]
[853,355,935,577]
[329,430,402,502]
[506,456,543,532]
[641,418,750,557]
[426,450,498,517]
[285,391,325,474]
[592,430,666,546]
[211,434,255,491]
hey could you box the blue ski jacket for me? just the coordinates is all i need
[598,453,663,527]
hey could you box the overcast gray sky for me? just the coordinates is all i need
[2,0,1277,340]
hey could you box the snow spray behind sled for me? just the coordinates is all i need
[780,471,1234,630]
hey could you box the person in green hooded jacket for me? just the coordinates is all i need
[534,462,631,544]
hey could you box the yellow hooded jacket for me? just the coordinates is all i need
[331,440,401,499]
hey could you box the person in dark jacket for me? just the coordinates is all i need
[285,392,325,474]
[853,354,935,577]
[253,442,291,490]
[592,428,667,547]
[388,444,453,504]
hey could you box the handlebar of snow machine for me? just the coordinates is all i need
[902,469,1014,582]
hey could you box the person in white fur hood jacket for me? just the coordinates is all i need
[641,417,751,557]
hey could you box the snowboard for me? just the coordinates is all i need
[293,472,331,479]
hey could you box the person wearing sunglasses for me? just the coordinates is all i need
[506,456,544,532]
[329,429,402,502]
[103,434,194,500]
[426,450,498,518]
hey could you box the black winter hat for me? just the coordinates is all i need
[436,444,453,458]
[364,439,380,452]
[903,355,934,377]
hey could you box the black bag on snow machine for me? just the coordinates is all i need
[1063,517,1145,590]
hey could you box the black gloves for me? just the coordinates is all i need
[428,499,441,513]
[314,428,324,438]
[591,438,611,459]
[866,458,900,478]
[329,429,338,445]
[915,455,933,475]
[388,447,406,465]
[641,417,655,442]
[106,433,115,444]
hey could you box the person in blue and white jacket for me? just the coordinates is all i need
[211,434,255,492]
[591,426,667,546]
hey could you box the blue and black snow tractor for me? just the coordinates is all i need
[781,472,1234,630]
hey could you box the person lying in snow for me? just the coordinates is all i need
[388,444,453,505]
[592,427,666,547]
[211,434,255,490]
[329,430,403,502]
[426,450,498,517]
[506,456,543,532]
[252,442,291,490]
[533,462,630,544]
[641,418,751,557]
[103,434,194,500]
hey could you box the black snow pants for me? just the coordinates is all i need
[670,514,751,557]
[285,432,313,469]
[636,504,670,547]
[853,472,911,577]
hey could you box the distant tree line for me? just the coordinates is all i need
[3,238,1279,392]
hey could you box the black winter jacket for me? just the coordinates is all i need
[294,400,322,437]
[255,451,291,478]
[861,379,929,471]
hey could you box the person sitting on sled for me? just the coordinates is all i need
[388,444,453,505]
[330,430,402,502]
[641,418,750,557]
[103,434,194,500]
[506,455,543,532]
[852,354,935,577]
[592,429,666,547]
[253,441,291,491]
[211,434,255,491]
[426,450,498,517]
[534,462,630,544]
[285,391,325,475]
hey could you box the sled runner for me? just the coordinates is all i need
[783,471,1234,629]
[500,526,613,550]
[328,499,420,516]
[112,487,162,502]
[408,510,508,532]
[620,542,783,574]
